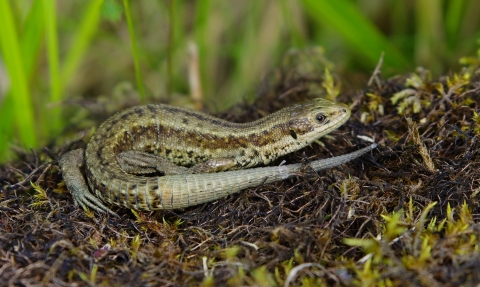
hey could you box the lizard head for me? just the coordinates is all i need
[287,98,351,145]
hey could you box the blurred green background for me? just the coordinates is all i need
[0,0,479,164]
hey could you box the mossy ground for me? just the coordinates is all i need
[2,59,480,286]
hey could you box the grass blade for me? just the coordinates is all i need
[123,0,146,99]
[42,0,62,134]
[62,0,104,88]
[0,0,37,148]
[445,0,465,50]
[20,0,44,80]
[301,0,409,70]
[0,1,44,162]
[414,0,444,70]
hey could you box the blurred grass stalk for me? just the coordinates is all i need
[123,0,146,99]
[301,0,409,69]
[42,0,61,134]
[0,0,38,161]
[0,0,103,162]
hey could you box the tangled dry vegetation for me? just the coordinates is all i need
[2,54,480,286]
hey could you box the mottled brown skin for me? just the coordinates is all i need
[59,98,377,214]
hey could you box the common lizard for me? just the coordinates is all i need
[59,98,376,215]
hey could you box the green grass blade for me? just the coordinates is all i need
[166,0,176,100]
[0,0,37,148]
[279,0,306,48]
[20,0,44,79]
[123,0,146,99]
[62,0,104,88]
[42,0,62,134]
[192,0,211,101]
[414,0,444,70]
[220,1,280,108]
[445,0,465,50]
[0,94,15,162]
[102,0,123,22]
[301,0,409,70]
[0,0,44,162]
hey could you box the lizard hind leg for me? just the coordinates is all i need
[59,149,117,215]
[117,150,189,175]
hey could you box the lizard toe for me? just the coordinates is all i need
[73,191,118,216]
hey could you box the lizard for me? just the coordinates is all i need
[59,98,377,215]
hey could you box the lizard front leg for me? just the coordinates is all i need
[59,149,117,215]
[117,150,237,175]
[117,150,189,175]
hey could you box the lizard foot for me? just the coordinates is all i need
[59,149,118,216]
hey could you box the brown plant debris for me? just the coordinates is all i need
[406,117,436,172]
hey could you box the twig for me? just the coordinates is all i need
[367,52,384,87]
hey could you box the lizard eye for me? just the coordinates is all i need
[315,113,326,124]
